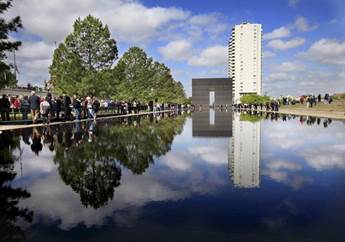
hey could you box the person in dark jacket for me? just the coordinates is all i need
[72,95,82,120]
[20,95,30,120]
[28,91,40,123]
[0,94,10,120]
[63,93,72,122]
[55,96,62,119]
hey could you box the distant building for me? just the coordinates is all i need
[228,112,261,188]
[192,78,232,107]
[229,22,262,103]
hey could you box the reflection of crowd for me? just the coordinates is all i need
[236,110,335,128]
[17,112,182,156]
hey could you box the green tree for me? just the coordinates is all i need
[0,0,22,89]
[113,47,186,102]
[240,94,270,105]
[50,15,118,96]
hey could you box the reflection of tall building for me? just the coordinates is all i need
[228,112,260,188]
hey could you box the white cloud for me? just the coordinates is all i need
[263,27,291,40]
[188,13,227,35]
[8,0,190,44]
[188,45,227,66]
[188,145,227,165]
[16,41,55,60]
[158,40,191,61]
[263,51,276,58]
[189,13,219,26]
[300,39,345,65]
[160,152,192,171]
[288,0,300,7]
[266,72,290,83]
[274,61,305,72]
[294,16,318,32]
[267,38,305,50]
[302,144,345,171]
[267,160,302,171]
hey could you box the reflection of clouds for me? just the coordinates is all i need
[20,165,226,230]
[263,159,311,190]
[266,160,302,171]
[262,118,345,190]
[301,144,345,171]
[188,145,227,165]
[14,142,57,177]
[21,171,188,230]
[160,152,192,171]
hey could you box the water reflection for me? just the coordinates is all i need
[0,132,33,241]
[192,110,232,137]
[1,111,345,241]
[17,113,185,210]
[229,112,261,188]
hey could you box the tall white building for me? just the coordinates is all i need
[228,112,261,188]
[229,22,262,103]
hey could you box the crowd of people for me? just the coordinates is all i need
[282,93,334,108]
[0,91,186,123]
[233,100,280,112]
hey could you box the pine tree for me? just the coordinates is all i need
[50,15,118,96]
[0,0,22,89]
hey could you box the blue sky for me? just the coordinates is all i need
[6,0,345,96]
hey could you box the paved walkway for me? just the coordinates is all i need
[0,110,176,131]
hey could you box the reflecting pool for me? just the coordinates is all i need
[1,111,345,241]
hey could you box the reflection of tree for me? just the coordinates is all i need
[53,114,186,209]
[109,116,185,174]
[0,132,33,241]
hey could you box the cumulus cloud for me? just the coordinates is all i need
[188,45,227,66]
[8,0,190,44]
[160,152,192,171]
[263,51,276,58]
[274,61,305,72]
[263,27,291,40]
[288,0,300,7]
[300,39,345,65]
[188,145,227,165]
[267,38,305,50]
[188,13,227,35]
[294,16,318,32]
[158,40,191,61]
[301,144,345,171]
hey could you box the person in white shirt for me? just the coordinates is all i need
[40,97,51,125]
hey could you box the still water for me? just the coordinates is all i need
[1,111,345,242]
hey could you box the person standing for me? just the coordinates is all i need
[92,97,100,120]
[0,94,10,121]
[29,91,40,123]
[13,95,20,119]
[55,96,62,119]
[86,96,94,119]
[20,95,30,120]
[63,93,72,122]
[40,97,51,125]
[72,95,82,121]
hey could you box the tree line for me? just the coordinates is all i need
[50,15,187,103]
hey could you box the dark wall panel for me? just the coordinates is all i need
[192,78,233,106]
